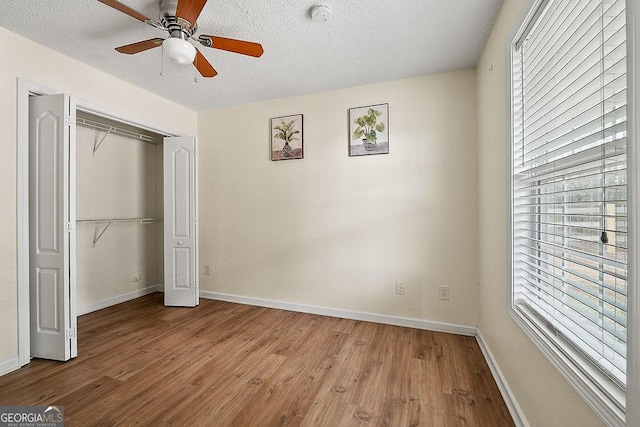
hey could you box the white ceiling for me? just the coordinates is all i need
[0,0,503,111]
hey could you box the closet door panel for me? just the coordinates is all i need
[29,94,77,360]
[164,136,198,307]
[172,247,191,289]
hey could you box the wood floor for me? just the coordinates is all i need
[0,293,514,426]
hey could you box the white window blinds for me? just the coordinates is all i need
[512,0,627,394]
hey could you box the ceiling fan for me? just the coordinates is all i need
[97,0,264,78]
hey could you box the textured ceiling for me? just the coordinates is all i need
[0,0,503,111]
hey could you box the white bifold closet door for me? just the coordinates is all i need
[27,95,199,363]
[163,136,199,307]
[29,94,77,361]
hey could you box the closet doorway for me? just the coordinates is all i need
[20,87,198,364]
[74,110,166,315]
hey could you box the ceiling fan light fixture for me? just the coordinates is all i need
[163,37,196,65]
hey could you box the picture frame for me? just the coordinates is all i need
[271,114,303,161]
[349,103,389,156]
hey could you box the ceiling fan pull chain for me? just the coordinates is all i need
[193,52,199,83]
[160,49,165,77]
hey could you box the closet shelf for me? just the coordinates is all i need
[76,217,163,226]
[76,116,161,156]
[76,217,163,247]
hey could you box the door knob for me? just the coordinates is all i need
[177,241,184,245]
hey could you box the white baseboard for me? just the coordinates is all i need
[0,357,20,377]
[199,291,477,336]
[77,285,160,316]
[476,329,529,427]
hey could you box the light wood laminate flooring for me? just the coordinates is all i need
[0,293,514,426]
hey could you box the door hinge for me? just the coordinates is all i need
[65,328,76,340]
[64,115,76,127]
[66,222,74,232]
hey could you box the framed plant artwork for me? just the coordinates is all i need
[271,114,303,161]
[349,103,389,156]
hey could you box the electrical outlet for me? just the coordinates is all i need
[439,285,450,300]
[204,265,212,276]
[396,282,405,295]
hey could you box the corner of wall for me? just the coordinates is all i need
[0,357,20,377]
[476,329,529,426]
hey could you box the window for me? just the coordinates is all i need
[510,0,629,423]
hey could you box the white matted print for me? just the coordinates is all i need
[271,114,303,161]
[349,103,389,156]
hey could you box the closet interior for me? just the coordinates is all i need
[75,112,164,312]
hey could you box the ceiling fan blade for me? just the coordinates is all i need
[193,49,218,78]
[97,0,150,23]
[199,35,264,58]
[115,38,164,54]
[176,0,208,28]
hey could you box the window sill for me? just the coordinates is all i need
[509,304,625,427]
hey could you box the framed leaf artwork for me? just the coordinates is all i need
[271,114,303,160]
[349,103,389,156]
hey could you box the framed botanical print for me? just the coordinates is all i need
[271,114,303,160]
[349,103,389,156]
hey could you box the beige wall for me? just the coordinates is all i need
[198,70,479,326]
[0,27,197,364]
[476,1,605,425]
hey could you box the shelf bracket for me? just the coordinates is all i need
[93,127,114,156]
[92,222,113,247]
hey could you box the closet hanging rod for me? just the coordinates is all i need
[76,117,160,145]
[76,217,163,226]
[76,217,163,247]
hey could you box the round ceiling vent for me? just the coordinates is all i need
[310,3,333,22]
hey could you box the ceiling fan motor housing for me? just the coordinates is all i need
[159,0,197,38]
[159,0,179,21]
